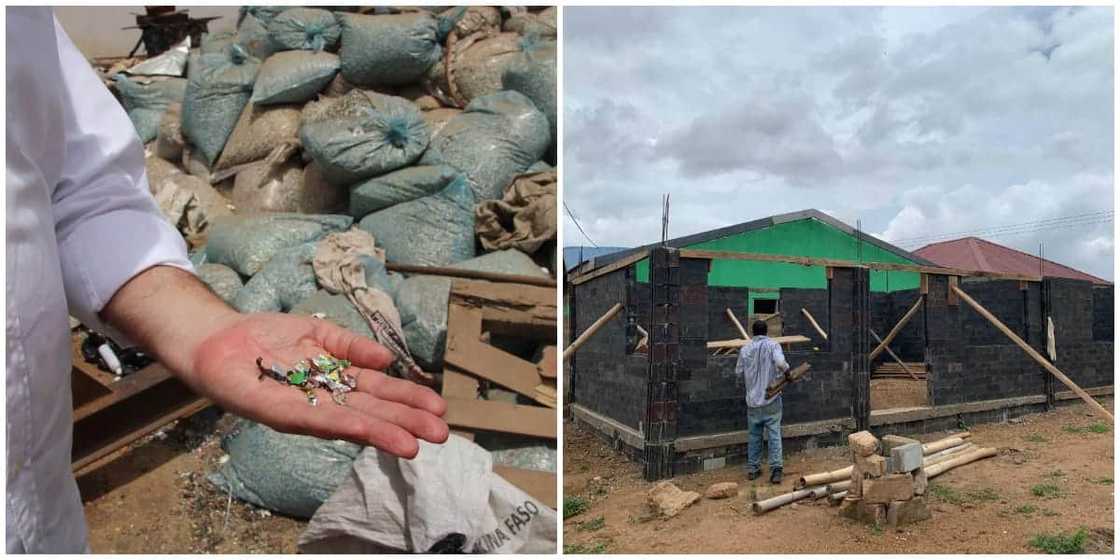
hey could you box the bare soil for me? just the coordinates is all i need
[563,399,1114,554]
[80,409,306,553]
[871,378,929,410]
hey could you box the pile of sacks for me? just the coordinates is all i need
[104,5,557,526]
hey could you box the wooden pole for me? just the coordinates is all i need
[869,328,919,381]
[924,446,998,478]
[951,285,1113,421]
[635,324,649,352]
[726,308,751,341]
[385,262,555,287]
[869,295,924,361]
[801,308,829,341]
[563,303,624,362]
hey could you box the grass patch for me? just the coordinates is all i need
[870,523,884,536]
[929,484,964,505]
[1029,528,1088,554]
[564,496,589,519]
[1045,470,1066,479]
[965,487,1001,502]
[564,541,609,554]
[577,516,605,532]
[1090,477,1113,485]
[1025,433,1049,443]
[929,484,999,505]
[1031,483,1063,499]
[1041,508,1060,517]
[1014,504,1037,515]
[1063,422,1111,435]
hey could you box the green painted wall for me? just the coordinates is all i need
[635,218,920,300]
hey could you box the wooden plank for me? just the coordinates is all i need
[765,363,812,399]
[869,328,919,380]
[73,363,176,422]
[386,262,555,287]
[450,280,556,338]
[869,295,924,362]
[920,273,929,294]
[537,346,557,379]
[951,285,1113,421]
[442,369,480,399]
[800,308,828,341]
[444,398,556,438]
[707,335,810,349]
[569,249,650,286]
[563,303,623,362]
[73,398,212,476]
[494,466,556,510]
[446,340,552,408]
[726,308,750,341]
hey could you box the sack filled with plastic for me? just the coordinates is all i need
[444,32,524,105]
[181,44,261,166]
[233,242,319,313]
[268,8,342,52]
[300,91,429,186]
[348,165,462,218]
[290,290,374,340]
[502,37,557,160]
[205,213,352,277]
[155,102,186,162]
[338,12,442,87]
[396,249,549,370]
[208,419,362,519]
[214,102,301,172]
[113,75,187,143]
[420,91,549,201]
[251,50,340,106]
[233,158,346,214]
[357,176,475,267]
[236,7,283,60]
[196,263,244,305]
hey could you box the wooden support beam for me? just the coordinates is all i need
[869,328,919,381]
[951,285,1113,422]
[563,303,623,362]
[920,273,929,295]
[446,335,553,408]
[800,308,828,341]
[635,324,649,352]
[726,308,750,341]
[869,295,924,362]
[569,250,649,285]
[386,262,555,287]
[707,335,811,349]
[947,276,959,306]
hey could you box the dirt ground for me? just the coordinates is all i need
[563,399,1114,554]
[870,378,929,410]
[80,409,306,553]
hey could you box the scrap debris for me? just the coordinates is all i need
[256,354,356,406]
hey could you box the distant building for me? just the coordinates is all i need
[915,237,1110,285]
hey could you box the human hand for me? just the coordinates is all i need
[186,312,448,459]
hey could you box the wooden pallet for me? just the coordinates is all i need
[70,334,211,477]
[442,279,557,509]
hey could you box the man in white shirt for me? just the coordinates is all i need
[734,320,790,484]
[6,7,448,553]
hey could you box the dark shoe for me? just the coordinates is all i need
[769,468,783,484]
[747,470,761,481]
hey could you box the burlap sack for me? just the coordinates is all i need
[474,170,556,255]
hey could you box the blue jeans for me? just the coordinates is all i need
[746,396,783,473]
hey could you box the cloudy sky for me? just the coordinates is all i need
[563,7,1114,280]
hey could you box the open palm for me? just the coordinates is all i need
[187,312,448,459]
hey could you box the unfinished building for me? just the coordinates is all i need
[566,210,1113,480]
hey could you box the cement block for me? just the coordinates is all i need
[881,434,920,456]
[913,468,928,496]
[703,457,726,471]
[887,497,931,527]
[864,473,914,504]
[890,443,923,473]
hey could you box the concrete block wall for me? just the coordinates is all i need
[889,289,926,362]
[1050,279,1113,390]
[570,266,647,430]
[779,288,829,346]
[707,287,750,341]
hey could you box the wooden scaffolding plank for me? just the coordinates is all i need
[569,249,650,286]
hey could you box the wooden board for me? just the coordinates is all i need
[569,249,650,285]
[494,466,556,510]
[537,346,557,379]
[451,280,556,339]
[707,335,810,349]
[444,398,556,439]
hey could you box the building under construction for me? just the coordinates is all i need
[566,209,1113,480]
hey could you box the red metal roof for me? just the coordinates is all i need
[914,237,1110,285]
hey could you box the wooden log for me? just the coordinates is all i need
[922,437,966,455]
[801,308,828,341]
[563,303,623,362]
[923,443,975,466]
[386,262,555,287]
[635,324,649,352]
[707,335,811,349]
[765,363,812,400]
[952,285,1113,422]
[869,328,919,380]
[869,296,924,361]
[924,447,998,478]
[726,308,750,341]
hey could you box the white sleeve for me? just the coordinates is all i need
[49,15,193,335]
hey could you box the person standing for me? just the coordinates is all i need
[735,320,790,484]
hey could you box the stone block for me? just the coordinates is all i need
[863,473,914,504]
[887,497,931,527]
[912,468,928,496]
[704,482,739,499]
[881,434,920,456]
[648,481,701,518]
[865,503,887,526]
[848,431,879,457]
[890,443,923,473]
[838,496,862,520]
[854,454,886,479]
